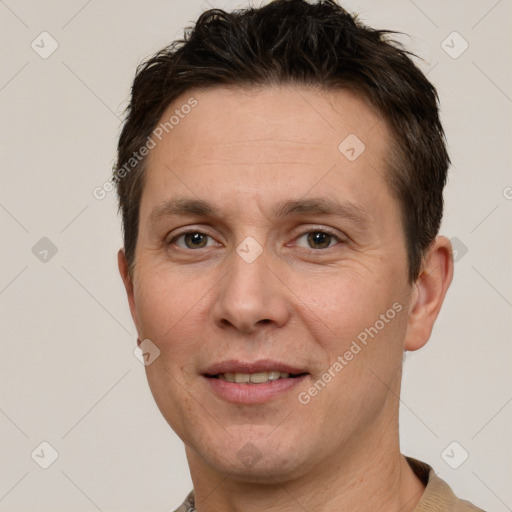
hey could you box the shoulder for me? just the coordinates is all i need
[407,457,486,512]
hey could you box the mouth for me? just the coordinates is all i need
[209,370,307,384]
[202,360,309,404]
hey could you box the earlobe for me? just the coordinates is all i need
[404,236,454,352]
[118,249,140,334]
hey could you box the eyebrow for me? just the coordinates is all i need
[273,197,370,228]
[149,196,370,229]
[149,197,218,224]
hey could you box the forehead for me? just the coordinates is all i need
[141,85,396,221]
[153,85,387,158]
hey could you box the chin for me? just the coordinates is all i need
[190,431,313,483]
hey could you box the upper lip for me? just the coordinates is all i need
[203,359,308,376]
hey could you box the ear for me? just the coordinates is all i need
[404,236,454,352]
[118,249,140,337]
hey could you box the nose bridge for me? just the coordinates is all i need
[213,243,289,332]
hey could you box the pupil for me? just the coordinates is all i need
[308,232,331,249]
[186,233,207,248]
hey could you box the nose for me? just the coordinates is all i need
[212,246,290,334]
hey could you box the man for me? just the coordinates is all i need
[115,1,484,510]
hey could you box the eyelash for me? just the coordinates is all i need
[294,228,342,250]
[168,227,344,251]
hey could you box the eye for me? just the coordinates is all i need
[295,230,342,250]
[170,231,217,249]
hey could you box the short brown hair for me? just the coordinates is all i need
[115,0,450,282]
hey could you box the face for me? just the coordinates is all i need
[121,85,419,482]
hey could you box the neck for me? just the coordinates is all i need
[186,416,425,512]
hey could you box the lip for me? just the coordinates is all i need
[204,374,309,404]
[202,359,309,405]
[203,359,307,376]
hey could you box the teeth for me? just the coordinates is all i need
[218,371,294,384]
[249,372,268,383]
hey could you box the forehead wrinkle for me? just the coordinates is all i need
[180,139,333,167]
[200,138,331,147]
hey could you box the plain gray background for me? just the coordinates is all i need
[1,1,511,511]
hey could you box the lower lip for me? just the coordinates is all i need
[204,375,308,404]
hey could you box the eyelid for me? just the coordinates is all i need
[291,225,346,245]
[167,227,220,247]
[166,225,347,250]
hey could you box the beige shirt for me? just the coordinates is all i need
[172,458,485,512]
[407,458,485,511]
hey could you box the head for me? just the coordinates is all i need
[117,0,453,483]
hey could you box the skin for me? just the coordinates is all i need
[119,85,454,512]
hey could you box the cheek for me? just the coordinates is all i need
[133,268,212,358]
[294,269,408,370]
[133,269,216,437]
[296,270,391,333]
